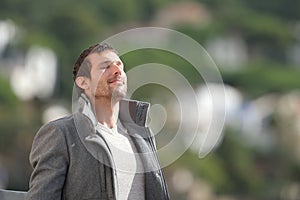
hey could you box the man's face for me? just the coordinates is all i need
[85,50,127,101]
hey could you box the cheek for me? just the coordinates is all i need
[91,71,105,85]
[96,77,106,88]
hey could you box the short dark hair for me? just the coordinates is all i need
[73,43,116,81]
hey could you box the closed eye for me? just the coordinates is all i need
[98,60,124,70]
[98,60,111,69]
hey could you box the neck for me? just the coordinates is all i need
[92,97,119,129]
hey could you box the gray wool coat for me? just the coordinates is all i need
[26,99,169,200]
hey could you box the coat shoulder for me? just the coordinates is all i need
[42,114,76,133]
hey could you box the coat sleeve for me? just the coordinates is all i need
[26,122,69,200]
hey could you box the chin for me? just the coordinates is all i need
[112,89,126,100]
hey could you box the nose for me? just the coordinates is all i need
[110,61,123,76]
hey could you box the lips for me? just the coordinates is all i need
[108,77,123,84]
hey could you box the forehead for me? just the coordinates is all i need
[86,50,120,64]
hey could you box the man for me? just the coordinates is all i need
[26,43,169,200]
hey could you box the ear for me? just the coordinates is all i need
[75,76,89,90]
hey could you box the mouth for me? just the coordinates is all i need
[108,78,124,84]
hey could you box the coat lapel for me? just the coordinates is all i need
[73,112,114,168]
[122,122,160,173]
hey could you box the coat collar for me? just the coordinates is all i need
[73,94,159,172]
[76,94,150,127]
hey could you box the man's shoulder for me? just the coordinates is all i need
[42,112,93,134]
[38,114,78,135]
[46,114,75,127]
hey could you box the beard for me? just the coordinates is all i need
[94,76,127,102]
[111,83,127,101]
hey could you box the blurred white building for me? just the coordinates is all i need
[10,46,57,100]
[206,35,248,72]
